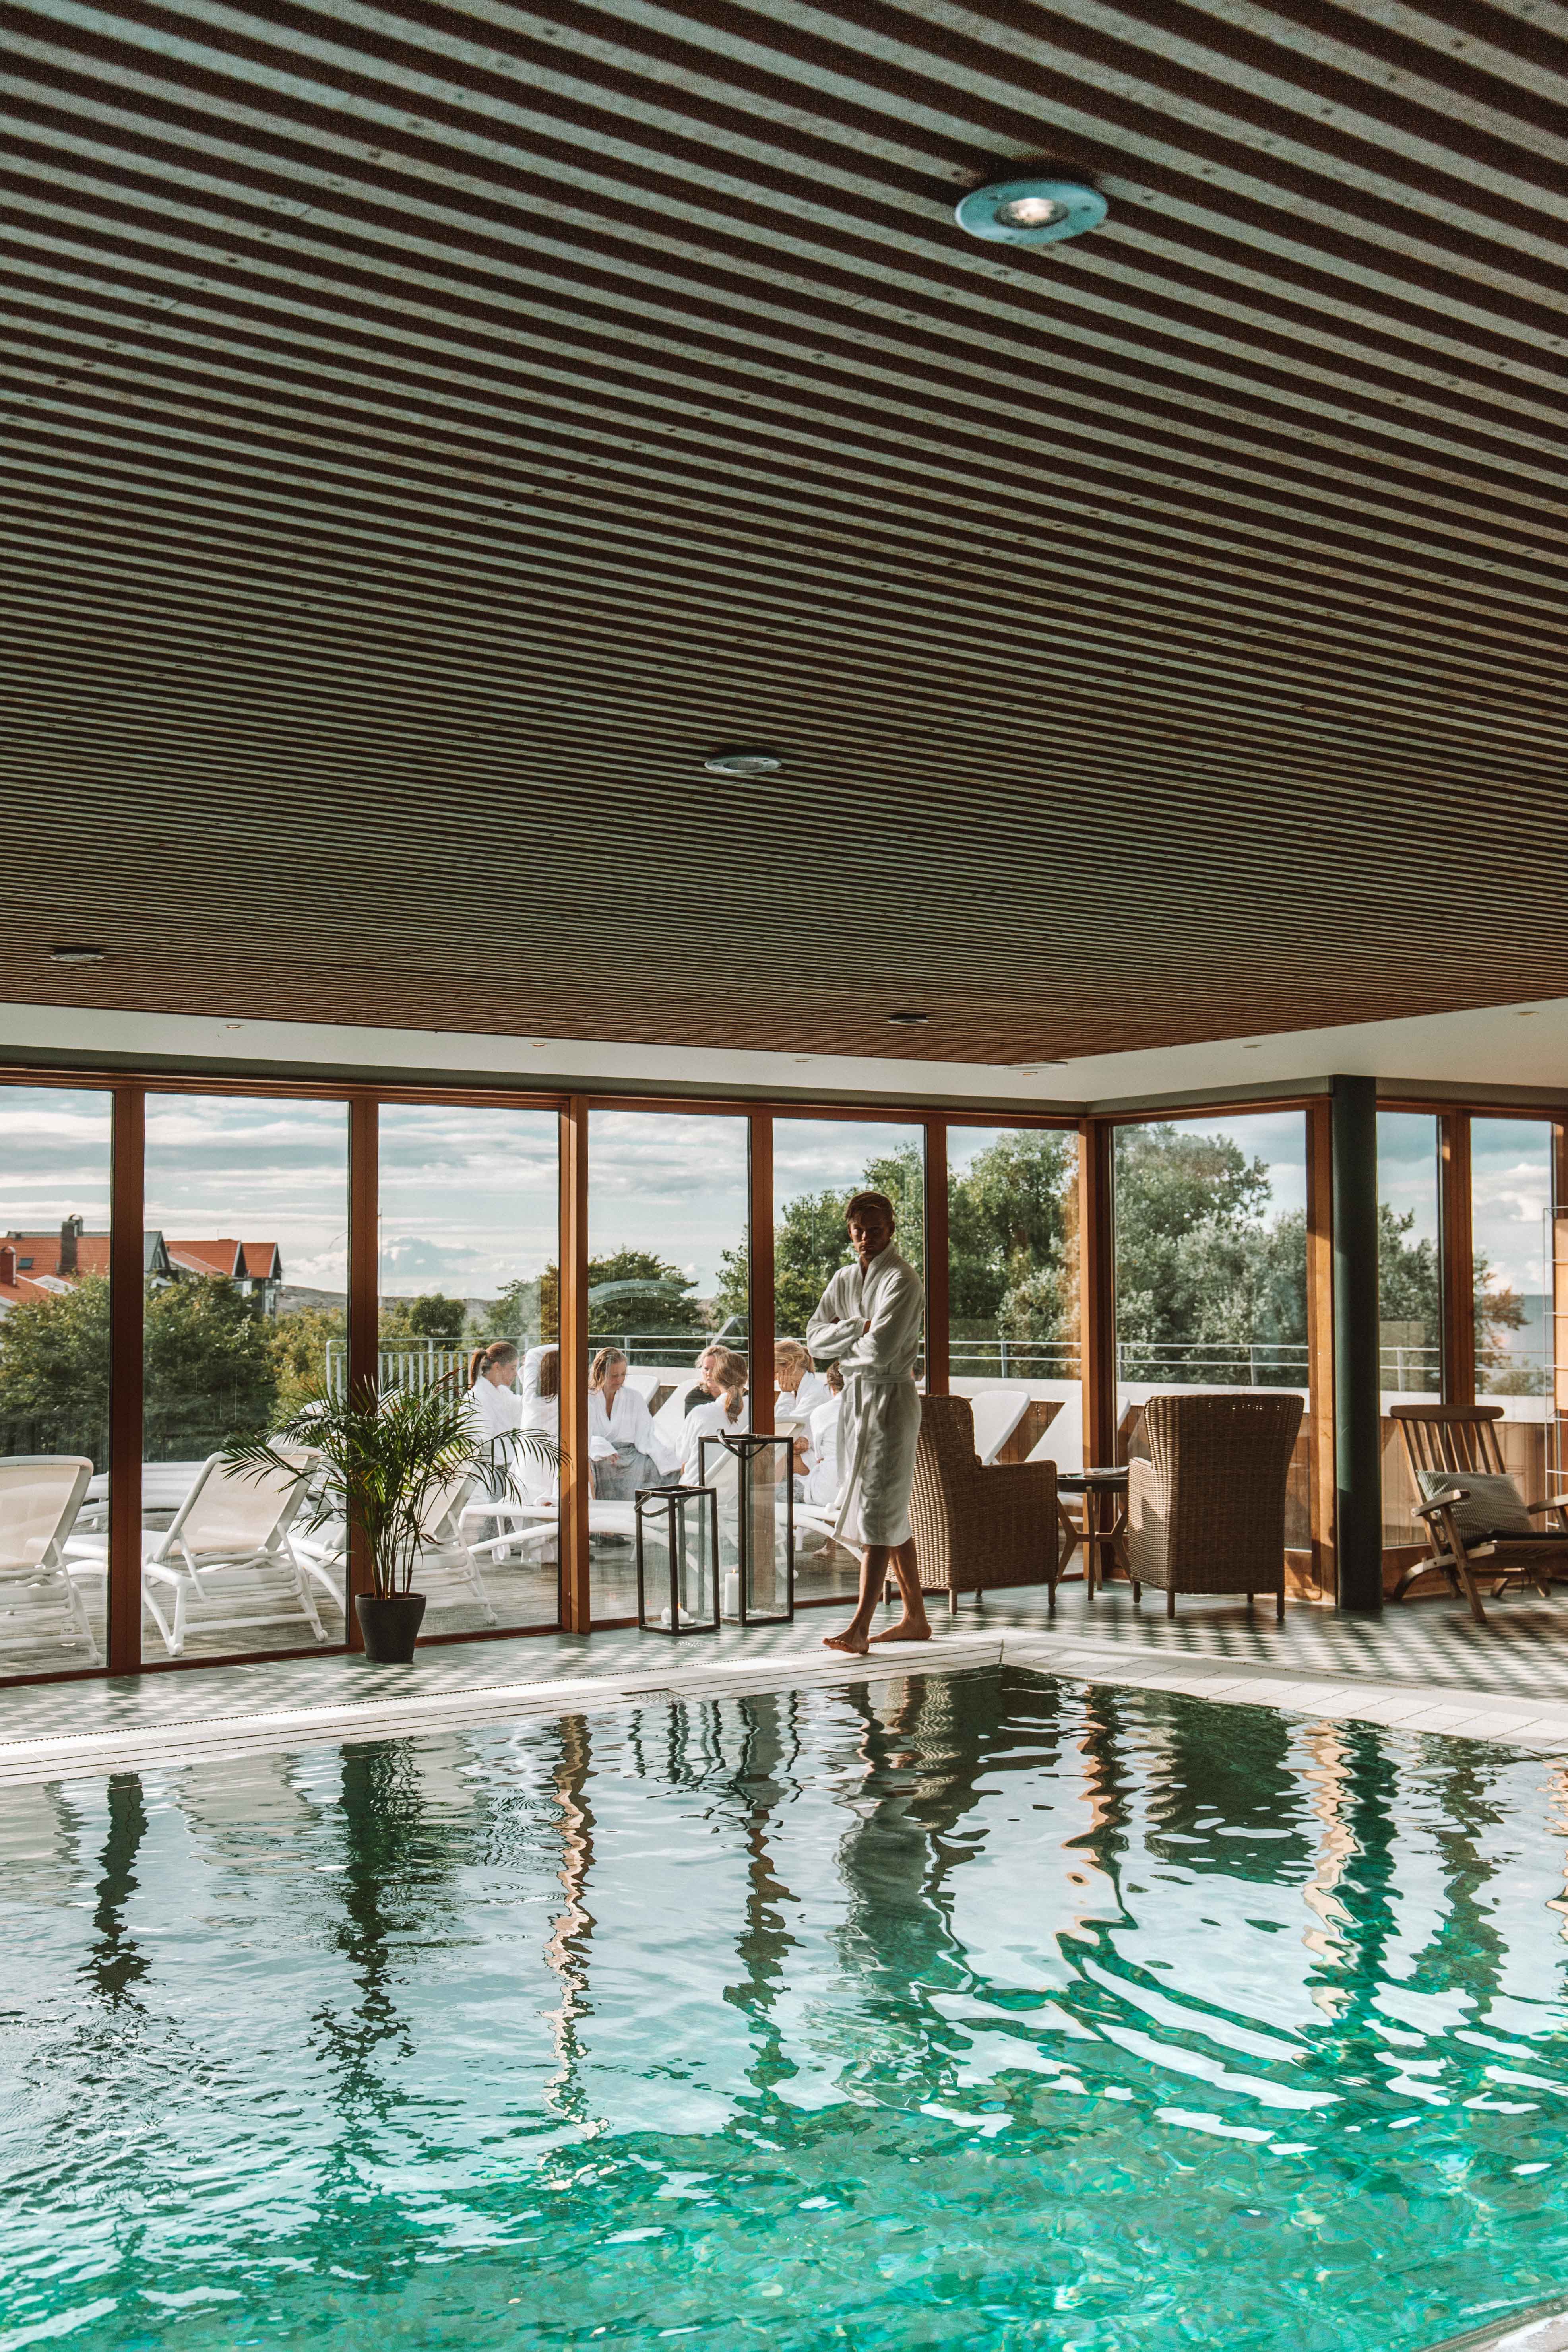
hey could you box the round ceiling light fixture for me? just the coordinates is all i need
[703,747,782,776]
[50,944,105,965]
[955,178,1107,247]
[887,1012,929,1028]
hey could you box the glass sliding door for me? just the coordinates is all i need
[1471,1115,1554,1510]
[0,1083,114,1679]
[379,1104,561,1639]
[947,1123,1082,1473]
[1376,1110,1442,1555]
[586,1110,750,1623]
[774,1117,925,1605]
[1113,1109,1310,1562]
[143,1093,349,1662]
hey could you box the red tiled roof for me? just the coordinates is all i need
[167,1239,244,1278]
[240,1242,280,1278]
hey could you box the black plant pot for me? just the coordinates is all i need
[355,1591,427,1664]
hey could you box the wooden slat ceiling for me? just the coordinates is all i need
[0,0,1563,1065]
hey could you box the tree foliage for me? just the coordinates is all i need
[379,1291,466,1341]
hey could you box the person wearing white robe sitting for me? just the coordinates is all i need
[677,1346,750,1484]
[806,1190,929,1656]
[516,1343,560,1502]
[774,1340,829,1477]
[588,1348,677,1500]
[801,1361,844,1505]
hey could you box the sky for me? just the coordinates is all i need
[0,1087,1555,1315]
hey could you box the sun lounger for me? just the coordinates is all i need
[0,1456,99,1664]
[66,1450,322,1658]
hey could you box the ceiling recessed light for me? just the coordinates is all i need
[1013,1060,1068,1070]
[703,748,781,776]
[1242,1043,1261,1051]
[887,1012,929,1028]
[1517,1009,1539,1018]
[956,178,1107,248]
[49,944,104,965]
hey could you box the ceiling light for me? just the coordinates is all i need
[703,748,781,776]
[887,1012,929,1028]
[49,944,104,965]
[996,194,1068,229]
[955,178,1107,248]
[1013,1060,1068,1070]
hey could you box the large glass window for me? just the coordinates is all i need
[141,1094,349,1662]
[948,1123,1082,1472]
[0,1084,113,1678]
[1377,1111,1442,1555]
[379,1104,561,1640]
[774,1117,925,1604]
[586,1111,750,1623]
[1113,1110,1310,1559]
[1472,1116,1554,1507]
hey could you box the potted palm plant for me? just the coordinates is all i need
[224,1373,560,1663]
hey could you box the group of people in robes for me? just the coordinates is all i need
[462,1185,931,1653]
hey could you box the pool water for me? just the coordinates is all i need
[5,1665,1568,2350]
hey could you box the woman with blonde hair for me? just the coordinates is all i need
[587,1346,676,1500]
[678,1344,749,1484]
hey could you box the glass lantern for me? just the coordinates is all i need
[698,1432,795,1626]
[635,1484,720,1637]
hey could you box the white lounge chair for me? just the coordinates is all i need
[0,1456,99,1664]
[968,1389,1032,1466]
[66,1450,323,1658]
[297,1471,500,1626]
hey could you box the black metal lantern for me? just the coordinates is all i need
[698,1432,795,1626]
[635,1483,720,1637]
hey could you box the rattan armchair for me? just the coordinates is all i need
[1125,1391,1304,1620]
[907,1395,1060,1615]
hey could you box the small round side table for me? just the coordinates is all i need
[1056,1467,1131,1600]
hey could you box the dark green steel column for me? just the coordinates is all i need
[1332,1074,1383,1613]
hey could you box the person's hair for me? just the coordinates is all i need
[774,1338,810,1371]
[588,1347,627,1391]
[709,1344,748,1423]
[536,1344,560,1400]
[468,1341,519,1386]
[824,1360,844,1394]
[845,1189,895,1228]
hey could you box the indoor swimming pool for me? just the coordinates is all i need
[4,1664,1568,2349]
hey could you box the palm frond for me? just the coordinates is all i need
[221,1370,563,1598]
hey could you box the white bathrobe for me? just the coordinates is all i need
[806,1245,924,1547]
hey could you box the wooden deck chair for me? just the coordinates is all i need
[0,1456,98,1664]
[1391,1403,1568,1626]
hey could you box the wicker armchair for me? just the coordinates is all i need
[1126,1391,1303,1620]
[907,1395,1060,1615]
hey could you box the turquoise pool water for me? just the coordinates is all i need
[4,1665,1568,2350]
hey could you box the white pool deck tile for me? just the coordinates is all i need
[8,1584,1568,1788]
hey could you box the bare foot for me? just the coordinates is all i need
[870,1618,933,1644]
[823,1629,871,1656]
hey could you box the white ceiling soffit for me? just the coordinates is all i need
[0,994,1564,1111]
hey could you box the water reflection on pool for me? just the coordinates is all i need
[4,1666,1568,2349]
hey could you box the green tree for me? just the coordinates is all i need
[143,1275,278,1457]
[762,1146,927,1339]
[1113,1124,1277,1379]
[267,1303,347,1415]
[949,1130,1077,1357]
[0,1272,112,1462]
[380,1292,467,1340]
[585,1249,705,1340]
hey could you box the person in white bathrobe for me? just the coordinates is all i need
[806,1190,930,1655]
